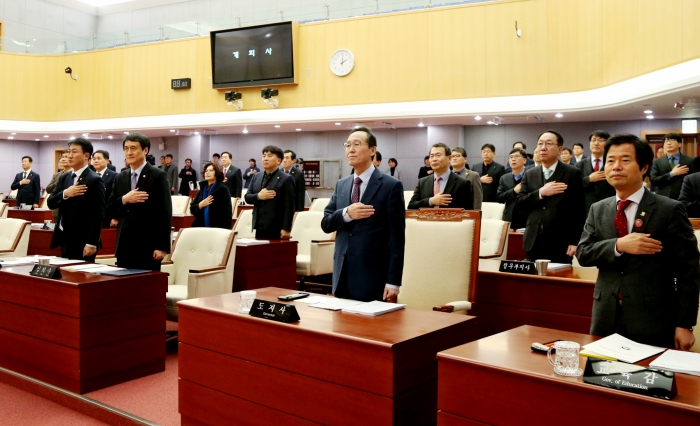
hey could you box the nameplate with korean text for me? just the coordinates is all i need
[248,299,300,323]
[29,264,62,279]
[499,260,537,275]
[583,358,677,400]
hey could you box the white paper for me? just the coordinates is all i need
[236,238,269,245]
[63,263,112,272]
[308,298,363,311]
[649,350,700,376]
[49,258,86,266]
[582,334,665,363]
[547,263,572,271]
[0,259,35,266]
[84,265,126,274]
[342,301,406,316]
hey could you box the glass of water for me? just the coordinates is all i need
[547,341,583,377]
[238,290,256,314]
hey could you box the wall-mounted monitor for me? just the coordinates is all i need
[210,22,298,89]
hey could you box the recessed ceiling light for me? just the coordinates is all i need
[242,129,249,134]
[169,129,176,132]
[296,128,302,131]
[646,115,654,119]
[644,110,653,114]
[335,122,341,126]
[418,123,425,127]
[107,135,113,139]
[82,133,88,137]
[474,116,482,121]
[35,139,39,141]
[123,131,129,134]
[69,136,75,140]
[194,131,200,135]
[555,113,563,118]
[274,125,280,128]
[10,132,16,135]
[8,136,13,139]
[44,135,49,138]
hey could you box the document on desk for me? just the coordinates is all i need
[342,301,406,316]
[582,333,665,363]
[0,259,36,267]
[236,238,269,246]
[304,297,363,311]
[48,258,85,266]
[650,350,700,376]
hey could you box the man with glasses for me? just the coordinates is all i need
[473,144,505,203]
[408,143,473,210]
[515,130,586,264]
[322,126,405,302]
[451,147,482,210]
[576,130,616,217]
[497,148,529,229]
[650,133,693,200]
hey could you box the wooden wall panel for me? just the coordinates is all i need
[681,0,700,60]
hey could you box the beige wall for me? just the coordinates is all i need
[1,0,699,121]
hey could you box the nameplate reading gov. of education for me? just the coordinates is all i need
[499,260,537,275]
[29,264,62,279]
[583,358,677,400]
[248,299,300,323]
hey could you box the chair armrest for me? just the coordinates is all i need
[161,263,175,285]
[94,254,117,266]
[161,260,173,265]
[188,269,228,299]
[188,266,226,274]
[311,239,335,244]
[432,301,472,313]
[0,249,15,254]
[480,253,503,259]
[309,241,335,276]
[95,254,114,259]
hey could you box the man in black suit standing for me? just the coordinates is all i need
[679,173,700,218]
[515,130,586,264]
[221,151,242,198]
[576,130,616,217]
[92,150,117,228]
[244,145,295,240]
[472,144,505,203]
[178,158,198,196]
[450,147,482,210]
[650,133,693,200]
[571,143,588,165]
[577,134,698,349]
[504,141,535,172]
[164,154,178,195]
[282,150,306,212]
[409,143,473,210]
[11,156,41,208]
[106,133,172,271]
[48,138,105,262]
[243,159,260,189]
[497,147,528,229]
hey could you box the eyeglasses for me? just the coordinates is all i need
[343,141,366,150]
[508,155,523,160]
[536,142,559,148]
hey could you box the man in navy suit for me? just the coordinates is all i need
[322,126,405,302]
[48,138,105,262]
[92,150,117,227]
[11,156,41,207]
[221,151,243,198]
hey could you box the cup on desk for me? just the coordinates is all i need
[547,341,583,377]
[535,259,550,276]
[239,290,256,314]
[38,258,50,266]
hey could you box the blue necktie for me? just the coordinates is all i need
[131,172,138,191]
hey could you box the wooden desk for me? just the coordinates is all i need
[474,259,597,336]
[506,230,526,260]
[178,287,477,425]
[232,240,298,292]
[437,326,700,425]
[8,208,53,223]
[2,198,45,208]
[27,228,117,256]
[0,265,167,394]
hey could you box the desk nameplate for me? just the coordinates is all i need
[248,298,300,323]
[499,260,537,275]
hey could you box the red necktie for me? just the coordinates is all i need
[352,177,362,203]
[433,176,442,209]
[594,158,600,172]
[615,200,633,238]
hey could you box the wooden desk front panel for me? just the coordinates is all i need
[437,326,700,425]
[232,242,298,291]
[506,231,526,260]
[27,227,117,256]
[172,215,195,231]
[3,198,45,208]
[8,208,53,223]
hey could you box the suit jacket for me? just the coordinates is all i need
[453,169,483,210]
[47,168,105,259]
[244,169,295,237]
[284,167,306,212]
[222,165,243,198]
[11,170,41,205]
[497,172,526,229]
[243,167,260,188]
[408,172,473,210]
[472,162,506,203]
[650,154,694,199]
[575,156,616,217]
[515,162,586,254]
[96,168,116,227]
[577,190,699,346]
[107,163,117,172]
[570,155,588,166]
[178,167,198,196]
[321,168,405,301]
[679,173,700,218]
[164,164,178,194]
[106,163,172,270]
[190,181,232,229]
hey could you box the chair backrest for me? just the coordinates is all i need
[481,202,505,219]
[308,198,331,212]
[231,197,239,218]
[9,189,18,197]
[171,195,191,215]
[479,219,510,259]
[234,209,256,238]
[0,202,7,218]
[403,191,414,209]
[40,196,49,209]
[171,227,237,286]
[290,211,335,256]
[241,188,248,204]
[398,209,481,312]
[0,219,31,257]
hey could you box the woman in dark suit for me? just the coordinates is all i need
[190,162,232,229]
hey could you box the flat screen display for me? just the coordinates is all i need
[211,22,295,88]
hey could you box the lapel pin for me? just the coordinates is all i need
[640,212,646,217]
[635,219,643,228]
[142,175,146,178]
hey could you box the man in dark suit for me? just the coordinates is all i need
[409,143,473,210]
[322,126,405,302]
[472,144,505,203]
[164,154,178,195]
[243,159,260,189]
[92,150,117,228]
[515,130,586,264]
[178,158,198,196]
[650,132,693,200]
[571,143,588,165]
[221,151,243,198]
[679,173,700,218]
[11,156,41,207]
[497,148,528,229]
[450,147,482,210]
[577,134,698,349]
[106,133,172,271]
[504,141,535,173]
[576,130,616,217]
[48,138,105,262]
[282,150,307,212]
[244,146,295,240]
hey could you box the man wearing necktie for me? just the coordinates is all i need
[282,150,306,212]
[577,134,699,349]
[92,150,117,227]
[450,147,483,210]
[650,133,693,200]
[106,133,172,271]
[515,130,586,264]
[220,151,242,198]
[497,147,528,229]
[11,156,41,208]
[408,143,473,210]
[576,131,616,217]
[322,126,405,302]
[47,138,105,262]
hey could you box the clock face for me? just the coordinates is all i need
[330,49,354,76]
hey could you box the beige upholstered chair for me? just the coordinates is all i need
[9,189,18,198]
[398,209,481,314]
[0,219,31,258]
[479,219,510,260]
[171,195,191,215]
[290,211,335,289]
[40,196,50,209]
[233,209,255,238]
[163,228,237,319]
[231,197,240,218]
[693,301,700,352]
[308,198,331,212]
[0,202,8,218]
[404,191,414,209]
[240,188,248,204]
[481,202,505,219]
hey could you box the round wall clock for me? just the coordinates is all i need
[330,49,355,76]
